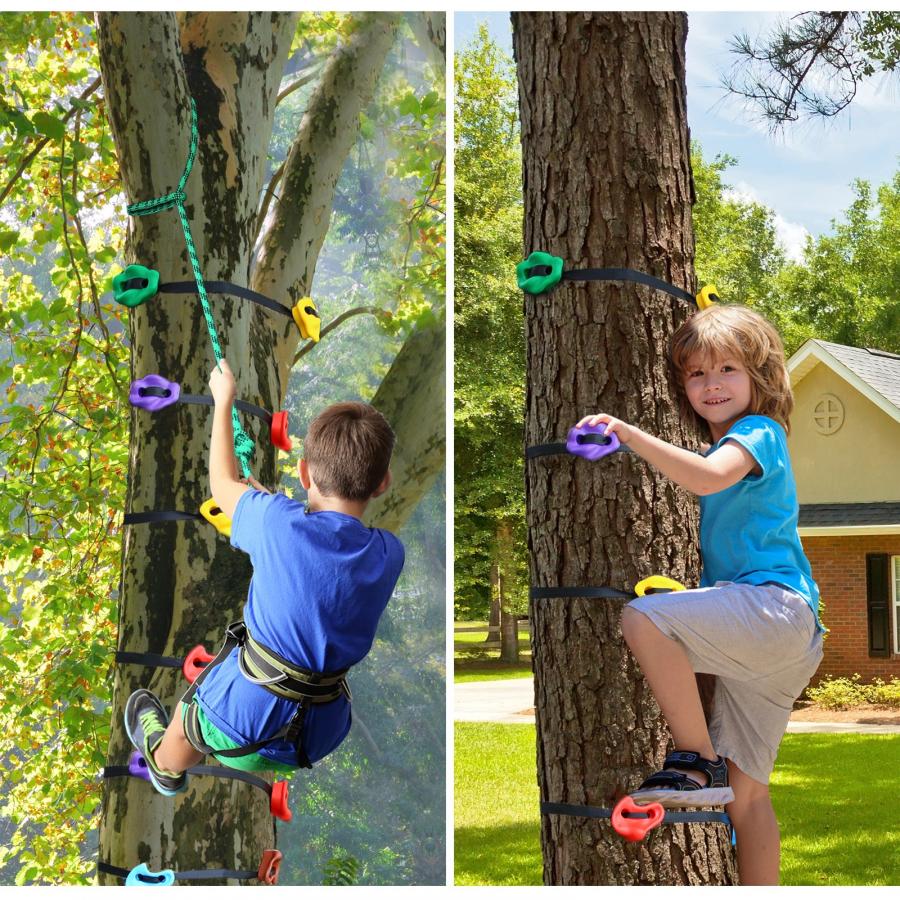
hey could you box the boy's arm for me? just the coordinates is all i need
[626,428,757,496]
[209,404,251,519]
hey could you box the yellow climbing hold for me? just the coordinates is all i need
[696,284,719,310]
[200,499,232,538]
[292,297,321,342]
[634,575,686,596]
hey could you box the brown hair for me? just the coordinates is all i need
[304,402,395,501]
[669,304,794,435]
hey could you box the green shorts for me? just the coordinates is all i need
[182,700,297,774]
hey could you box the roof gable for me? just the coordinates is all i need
[788,340,900,426]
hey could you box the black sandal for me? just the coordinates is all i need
[630,750,734,808]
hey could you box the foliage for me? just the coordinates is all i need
[322,852,359,885]
[0,12,444,885]
[806,674,900,710]
[774,174,900,355]
[454,25,527,621]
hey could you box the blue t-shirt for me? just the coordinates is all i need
[700,415,822,629]
[195,490,405,766]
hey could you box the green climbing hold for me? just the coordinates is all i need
[113,265,159,308]
[516,251,564,294]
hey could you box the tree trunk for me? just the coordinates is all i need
[497,522,520,663]
[94,12,407,884]
[513,12,736,885]
[488,561,501,640]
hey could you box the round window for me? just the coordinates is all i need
[813,393,844,435]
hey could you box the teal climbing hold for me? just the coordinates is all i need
[516,251,564,294]
[113,265,160,308]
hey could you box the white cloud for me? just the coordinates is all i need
[725,182,810,263]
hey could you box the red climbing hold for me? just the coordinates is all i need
[258,849,283,885]
[270,411,292,452]
[611,795,665,842]
[270,780,292,822]
[182,645,215,683]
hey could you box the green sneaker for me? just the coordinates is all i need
[123,689,187,797]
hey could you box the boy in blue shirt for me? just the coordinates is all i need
[124,360,405,792]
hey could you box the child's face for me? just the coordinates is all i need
[682,353,753,436]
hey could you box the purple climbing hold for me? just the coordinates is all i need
[566,423,621,461]
[129,374,181,412]
[128,750,151,782]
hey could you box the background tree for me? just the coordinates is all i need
[513,11,736,885]
[454,25,528,641]
[724,11,900,126]
[0,11,444,885]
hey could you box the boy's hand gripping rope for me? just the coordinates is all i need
[126,98,255,477]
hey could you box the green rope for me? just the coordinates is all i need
[127,98,255,477]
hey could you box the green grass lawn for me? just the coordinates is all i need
[455,723,900,886]
[454,621,532,681]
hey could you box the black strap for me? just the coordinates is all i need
[530,586,635,601]
[115,650,183,669]
[97,861,258,882]
[101,761,271,795]
[557,267,695,305]
[541,801,731,826]
[123,511,202,525]
[526,440,632,460]
[138,388,272,424]
[156,280,292,318]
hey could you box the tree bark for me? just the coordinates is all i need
[513,12,736,885]
[93,11,419,884]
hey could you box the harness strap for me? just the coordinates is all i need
[156,279,293,318]
[530,586,635,601]
[97,861,258,883]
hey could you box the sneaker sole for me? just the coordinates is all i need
[630,786,735,808]
[122,692,185,798]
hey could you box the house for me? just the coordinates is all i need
[787,339,900,683]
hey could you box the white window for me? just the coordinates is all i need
[893,557,900,655]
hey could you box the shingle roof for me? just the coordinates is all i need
[811,341,900,411]
[799,502,900,528]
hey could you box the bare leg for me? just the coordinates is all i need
[726,759,780,885]
[620,607,716,765]
[152,702,206,774]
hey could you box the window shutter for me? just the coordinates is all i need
[865,554,890,658]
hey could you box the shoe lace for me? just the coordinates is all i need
[139,708,163,740]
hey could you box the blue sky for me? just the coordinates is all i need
[455,12,900,260]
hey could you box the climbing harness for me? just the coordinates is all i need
[102,750,292,821]
[97,849,282,886]
[129,375,293,452]
[178,620,350,768]
[112,264,321,343]
[516,250,718,309]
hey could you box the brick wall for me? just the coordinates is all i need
[804,534,900,684]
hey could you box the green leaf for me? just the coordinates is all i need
[0,228,18,252]
[31,111,64,140]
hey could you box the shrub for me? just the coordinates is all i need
[807,675,900,710]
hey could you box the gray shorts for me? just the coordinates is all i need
[627,581,824,785]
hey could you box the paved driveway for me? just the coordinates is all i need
[454,677,900,733]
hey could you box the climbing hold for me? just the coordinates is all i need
[516,251,564,294]
[199,499,232,538]
[292,298,321,342]
[634,575,686,596]
[696,284,719,310]
[113,265,160,308]
[182,645,215,683]
[257,849,283,885]
[125,863,175,886]
[130,375,182,412]
[270,411,292,452]
[128,751,151,783]
[566,424,621,461]
[611,795,665,842]
[269,780,292,822]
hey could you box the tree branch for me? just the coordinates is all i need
[291,305,383,365]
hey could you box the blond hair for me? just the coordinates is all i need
[669,304,793,435]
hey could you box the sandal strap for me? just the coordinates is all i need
[663,750,728,789]
[638,770,700,791]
